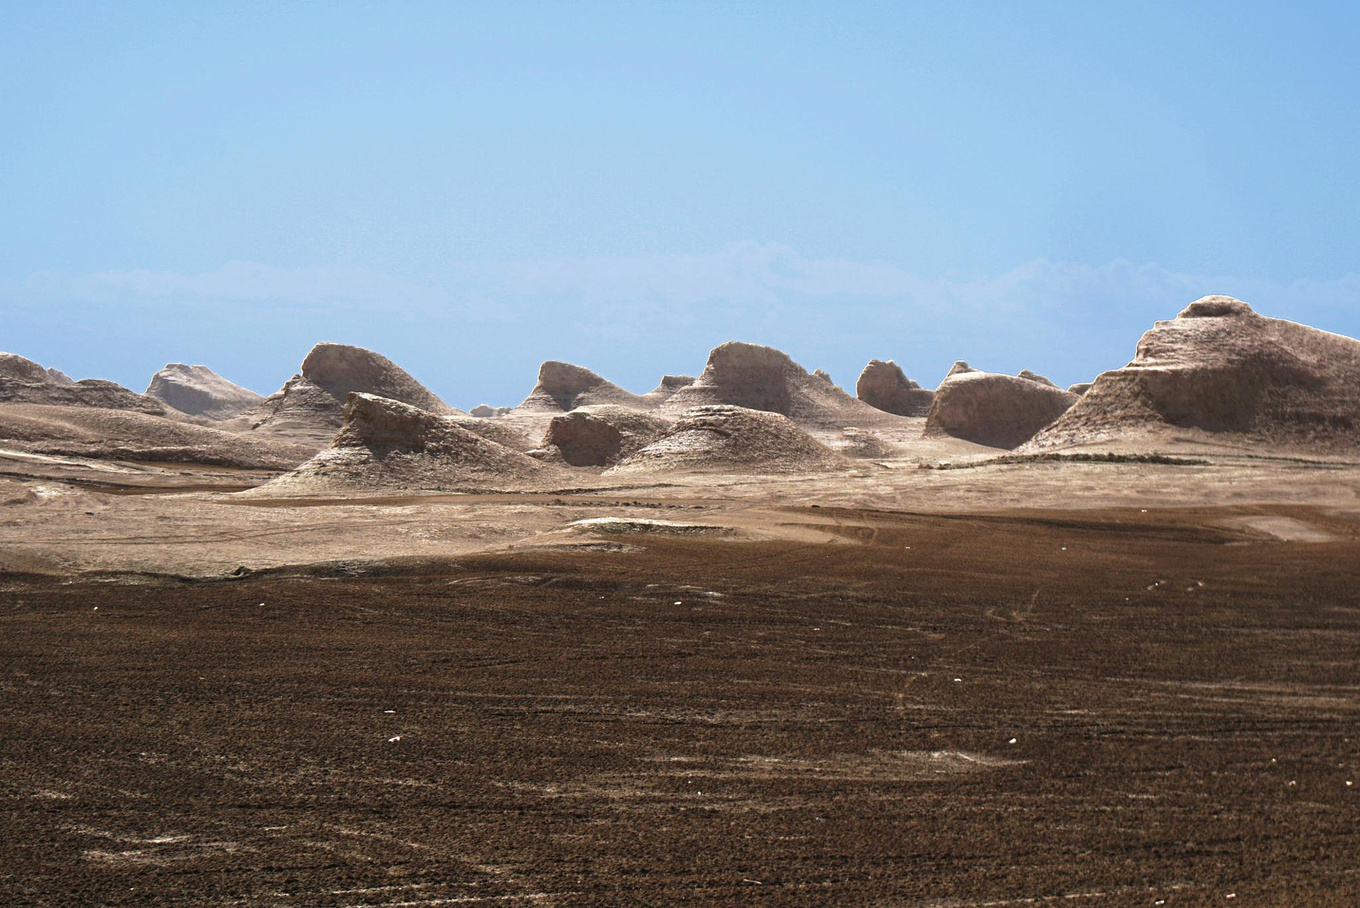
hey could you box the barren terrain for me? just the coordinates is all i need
[3,458,1360,906]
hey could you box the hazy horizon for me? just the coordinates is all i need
[5,2,1358,407]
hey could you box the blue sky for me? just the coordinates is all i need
[3,1,1358,405]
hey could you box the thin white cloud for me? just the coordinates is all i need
[493,242,1360,324]
[6,245,1358,333]
[12,260,434,308]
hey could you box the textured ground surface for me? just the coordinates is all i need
[3,506,1358,906]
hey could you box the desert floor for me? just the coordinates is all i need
[3,462,1359,905]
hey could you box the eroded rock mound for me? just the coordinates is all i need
[446,414,536,452]
[642,375,696,406]
[610,405,849,475]
[0,403,311,469]
[147,363,263,420]
[1068,382,1093,396]
[946,361,977,378]
[925,369,1078,449]
[249,343,455,441]
[1028,296,1360,454]
[0,353,165,414]
[1017,370,1059,388]
[531,405,672,467]
[855,360,935,417]
[470,404,513,418]
[516,362,650,413]
[256,393,559,495]
[661,342,900,428]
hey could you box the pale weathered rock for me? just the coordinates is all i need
[610,405,849,475]
[925,369,1078,449]
[256,393,561,495]
[532,405,672,467]
[855,360,934,417]
[642,375,696,406]
[1028,296,1360,454]
[248,343,456,442]
[146,363,263,420]
[516,362,650,413]
[1,352,165,414]
[661,342,901,428]
[1017,369,1059,388]
[946,361,977,378]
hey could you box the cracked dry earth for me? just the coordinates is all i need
[3,507,1359,906]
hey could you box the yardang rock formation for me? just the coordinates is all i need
[925,366,1078,449]
[515,362,651,413]
[249,343,456,442]
[610,404,849,475]
[147,363,263,420]
[855,360,935,417]
[531,405,672,467]
[257,393,560,494]
[661,342,901,428]
[1,353,165,414]
[1028,296,1360,455]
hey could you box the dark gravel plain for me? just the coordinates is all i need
[2,506,1358,906]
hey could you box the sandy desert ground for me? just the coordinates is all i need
[3,298,1360,905]
[3,450,1360,907]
